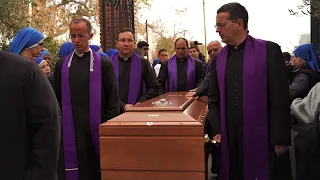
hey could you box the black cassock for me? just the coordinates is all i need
[0,51,60,180]
[116,56,159,113]
[54,52,119,180]
[157,58,204,94]
[208,41,292,180]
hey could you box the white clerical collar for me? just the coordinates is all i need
[74,49,90,57]
[68,48,94,72]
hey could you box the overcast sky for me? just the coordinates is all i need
[138,0,310,52]
[91,0,310,53]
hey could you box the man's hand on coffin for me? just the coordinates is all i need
[124,104,133,111]
[189,88,197,92]
[213,134,221,143]
[185,92,199,99]
[274,145,288,157]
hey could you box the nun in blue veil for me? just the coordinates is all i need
[290,43,320,101]
[58,42,74,59]
[89,44,102,52]
[8,27,44,60]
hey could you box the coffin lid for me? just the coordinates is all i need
[99,92,208,136]
[126,92,195,112]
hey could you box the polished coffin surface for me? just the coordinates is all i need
[99,92,208,180]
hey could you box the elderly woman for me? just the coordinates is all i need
[8,27,44,60]
[290,43,320,102]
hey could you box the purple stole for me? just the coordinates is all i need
[110,52,141,104]
[167,54,195,92]
[216,35,269,180]
[61,50,102,180]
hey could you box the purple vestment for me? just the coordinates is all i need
[62,50,102,180]
[167,54,195,92]
[216,35,269,180]
[110,52,141,104]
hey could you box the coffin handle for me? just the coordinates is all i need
[203,134,218,144]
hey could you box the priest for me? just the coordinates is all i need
[157,38,204,94]
[110,29,159,113]
[208,2,292,180]
[54,18,119,180]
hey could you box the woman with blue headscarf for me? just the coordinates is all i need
[40,50,52,65]
[8,27,44,60]
[290,43,320,101]
[106,48,118,57]
[89,44,102,52]
[58,42,74,59]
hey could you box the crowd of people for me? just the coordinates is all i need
[0,2,319,180]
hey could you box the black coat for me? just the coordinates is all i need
[0,51,61,180]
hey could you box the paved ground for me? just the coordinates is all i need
[207,153,218,180]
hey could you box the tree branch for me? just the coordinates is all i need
[58,0,91,12]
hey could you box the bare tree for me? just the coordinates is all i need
[289,0,320,19]
[31,0,98,38]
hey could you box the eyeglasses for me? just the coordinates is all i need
[117,38,134,43]
[214,20,237,29]
[208,48,219,54]
[143,47,149,51]
[69,33,90,39]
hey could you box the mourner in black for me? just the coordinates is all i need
[0,51,60,180]
[158,38,203,94]
[208,3,292,180]
[110,29,159,113]
[54,18,119,180]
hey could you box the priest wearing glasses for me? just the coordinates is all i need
[54,18,119,180]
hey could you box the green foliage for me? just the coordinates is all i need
[0,0,29,50]
[43,37,62,69]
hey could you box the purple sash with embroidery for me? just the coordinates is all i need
[216,35,269,180]
[167,54,195,92]
[61,50,102,180]
[110,52,141,104]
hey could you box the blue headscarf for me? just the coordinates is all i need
[40,50,51,58]
[35,57,46,65]
[97,52,109,58]
[58,42,74,59]
[106,49,118,57]
[8,27,44,55]
[294,43,320,71]
[89,44,101,52]
[152,58,159,68]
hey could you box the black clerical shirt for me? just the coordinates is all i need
[208,40,292,180]
[54,51,119,180]
[117,55,159,112]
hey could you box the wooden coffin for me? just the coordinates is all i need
[99,92,208,180]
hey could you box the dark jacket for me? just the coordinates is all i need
[289,65,320,102]
[0,51,60,180]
